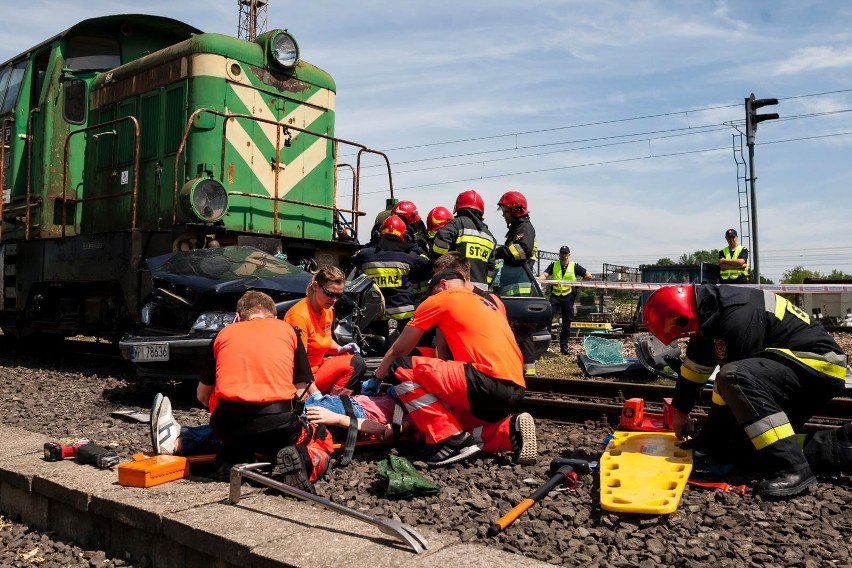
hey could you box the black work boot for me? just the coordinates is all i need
[757,464,816,498]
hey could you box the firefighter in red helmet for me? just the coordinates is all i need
[432,190,496,290]
[426,206,453,246]
[391,200,429,254]
[494,190,540,377]
[643,284,852,497]
[352,215,431,345]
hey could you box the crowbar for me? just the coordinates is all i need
[228,462,429,554]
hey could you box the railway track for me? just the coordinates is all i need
[523,376,852,431]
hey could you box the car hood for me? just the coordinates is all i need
[147,246,312,295]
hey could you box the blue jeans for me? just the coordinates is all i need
[304,392,366,419]
[175,393,366,455]
[177,424,220,456]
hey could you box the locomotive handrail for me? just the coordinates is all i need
[61,116,140,236]
[0,116,13,242]
[172,108,394,238]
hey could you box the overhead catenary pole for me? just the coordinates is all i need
[744,93,779,284]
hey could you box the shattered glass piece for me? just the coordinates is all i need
[583,335,627,365]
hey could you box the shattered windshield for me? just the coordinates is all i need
[147,246,311,294]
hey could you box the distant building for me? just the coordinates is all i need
[800,278,852,325]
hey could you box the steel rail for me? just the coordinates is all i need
[523,378,851,431]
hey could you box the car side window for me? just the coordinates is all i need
[492,262,541,298]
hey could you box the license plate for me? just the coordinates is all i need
[131,343,169,362]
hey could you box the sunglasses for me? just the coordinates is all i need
[318,284,344,299]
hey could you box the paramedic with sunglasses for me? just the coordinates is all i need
[284,265,366,395]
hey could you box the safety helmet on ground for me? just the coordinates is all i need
[497,190,528,217]
[380,214,407,239]
[391,200,420,224]
[426,206,453,232]
[642,285,700,345]
[454,190,485,214]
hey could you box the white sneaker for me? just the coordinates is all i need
[150,393,181,455]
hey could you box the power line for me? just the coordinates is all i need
[340,128,852,195]
[343,88,852,158]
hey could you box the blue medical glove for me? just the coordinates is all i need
[386,385,398,399]
[337,342,361,355]
[361,377,381,396]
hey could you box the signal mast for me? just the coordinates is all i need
[238,0,268,41]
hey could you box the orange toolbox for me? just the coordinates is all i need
[118,454,190,488]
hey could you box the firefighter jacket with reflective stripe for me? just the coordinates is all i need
[494,216,537,297]
[353,235,431,320]
[719,245,749,281]
[432,209,496,289]
[551,261,577,296]
[673,285,851,412]
[494,215,537,267]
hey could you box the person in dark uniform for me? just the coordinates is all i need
[494,190,539,377]
[352,214,431,342]
[431,189,496,291]
[391,200,430,254]
[719,228,749,283]
[643,284,852,497]
[537,246,592,355]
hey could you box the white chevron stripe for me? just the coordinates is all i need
[189,53,336,198]
[225,84,333,197]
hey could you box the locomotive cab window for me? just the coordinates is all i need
[63,79,87,124]
[66,36,120,70]
[0,61,26,114]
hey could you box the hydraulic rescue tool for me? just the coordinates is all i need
[228,462,430,554]
[488,458,591,535]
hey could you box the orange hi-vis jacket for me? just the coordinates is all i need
[212,318,301,403]
[284,297,334,372]
[409,287,523,386]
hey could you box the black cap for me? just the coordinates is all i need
[427,270,465,290]
[725,229,737,238]
[559,245,570,254]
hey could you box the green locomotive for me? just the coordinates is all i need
[0,14,388,340]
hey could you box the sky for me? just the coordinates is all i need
[3,1,852,283]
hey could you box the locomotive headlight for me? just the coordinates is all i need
[180,178,228,222]
[270,31,299,69]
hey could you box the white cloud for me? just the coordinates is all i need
[773,46,852,76]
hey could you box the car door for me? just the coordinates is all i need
[493,262,552,357]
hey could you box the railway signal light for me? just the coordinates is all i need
[745,93,779,145]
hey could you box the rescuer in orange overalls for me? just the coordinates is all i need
[196,291,333,492]
[285,265,367,395]
[373,254,537,466]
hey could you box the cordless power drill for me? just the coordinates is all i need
[43,438,89,461]
[74,442,121,469]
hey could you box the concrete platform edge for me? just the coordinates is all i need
[0,424,550,568]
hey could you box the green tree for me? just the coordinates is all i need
[827,269,852,280]
[678,250,717,264]
[759,275,774,284]
[781,266,823,284]
[655,257,675,265]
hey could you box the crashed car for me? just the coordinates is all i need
[119,246,552,380]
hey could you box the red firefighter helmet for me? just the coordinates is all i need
[391,200,420,224]
[426,206,453,232]
[454,189,485,214]
[497,190,528,217]
[380,214,406,239]
[642,285,700,345]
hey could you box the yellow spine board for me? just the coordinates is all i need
[599,431,692,514]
